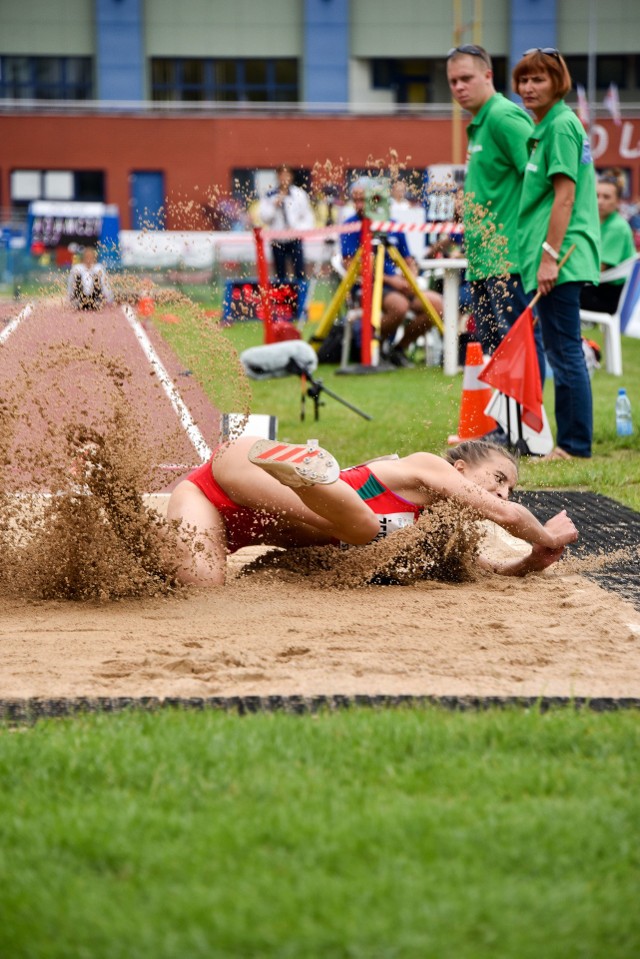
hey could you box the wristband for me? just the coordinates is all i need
[542,241,559,261]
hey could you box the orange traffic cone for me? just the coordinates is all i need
[448,341,497,444]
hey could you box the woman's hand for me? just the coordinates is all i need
[525,541,567,571]
[477,514,576,577]
[477,539,567,577]
[543,509,578,549]
[537,254,559,295]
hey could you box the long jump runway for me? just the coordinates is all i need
[0,298,219,491]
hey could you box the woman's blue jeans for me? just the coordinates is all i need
[535,281,592,458]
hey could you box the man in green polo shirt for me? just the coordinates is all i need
[581,172,636,314]
[447,43,545,379]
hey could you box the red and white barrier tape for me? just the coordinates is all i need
[369,220,464,235]
[261,220,464,242]
[261,222,360,242]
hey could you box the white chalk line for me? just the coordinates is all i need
[0,303,33,344]
[122,305,212,463]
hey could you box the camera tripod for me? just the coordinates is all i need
[285,358,372,422]
[312,226,445,373]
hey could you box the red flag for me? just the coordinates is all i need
[478,306,543,433]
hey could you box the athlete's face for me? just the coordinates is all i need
[447,55,494,115]
[455,452,518,501]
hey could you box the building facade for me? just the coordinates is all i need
[1,0,639,230]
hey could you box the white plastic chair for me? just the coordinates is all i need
[580,255,640,376]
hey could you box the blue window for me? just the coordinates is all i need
[151,58,298,103]
[0,57,93,100]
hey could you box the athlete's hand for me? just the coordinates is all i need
[543,510,578,549]
[526,541,567,571]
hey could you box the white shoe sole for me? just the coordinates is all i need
[248,439,340,488]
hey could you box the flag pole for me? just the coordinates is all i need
[529,244,576,313]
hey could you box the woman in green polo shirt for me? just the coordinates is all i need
[513,48,599,460]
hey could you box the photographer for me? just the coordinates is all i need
[258,164,315,281]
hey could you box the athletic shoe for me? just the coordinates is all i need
[248,439,340,488]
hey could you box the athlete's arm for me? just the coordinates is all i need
[378,454,578,550]
[477,539,567,577]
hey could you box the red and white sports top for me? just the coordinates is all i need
[339,464,422,540]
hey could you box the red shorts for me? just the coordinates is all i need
[186,459,276,553]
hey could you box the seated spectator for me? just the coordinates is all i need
[68,247,114,310]
[340,180,443,367]
[313,184,343,229]
[581,170,636,314]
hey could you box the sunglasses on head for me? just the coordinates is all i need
[447,45,491,66]
[523,47,561,60]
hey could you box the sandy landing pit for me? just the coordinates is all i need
[2,513,640,701]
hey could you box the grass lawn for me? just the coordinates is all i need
[1,706,639,959]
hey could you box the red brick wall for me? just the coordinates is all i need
[1,112,638,228]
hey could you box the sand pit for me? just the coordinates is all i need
[2,516,640,702]
[2,297,640,706]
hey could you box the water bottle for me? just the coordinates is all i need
[615,388,633,436]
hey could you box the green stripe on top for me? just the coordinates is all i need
[356,473,386,502]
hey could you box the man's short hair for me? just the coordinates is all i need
[446,44,492,70]
[349,177,370,197]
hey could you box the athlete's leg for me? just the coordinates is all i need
[213,437,379,546]
[166,480,228,586]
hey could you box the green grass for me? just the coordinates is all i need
[154,303,640,510]
[1,706,639,959]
